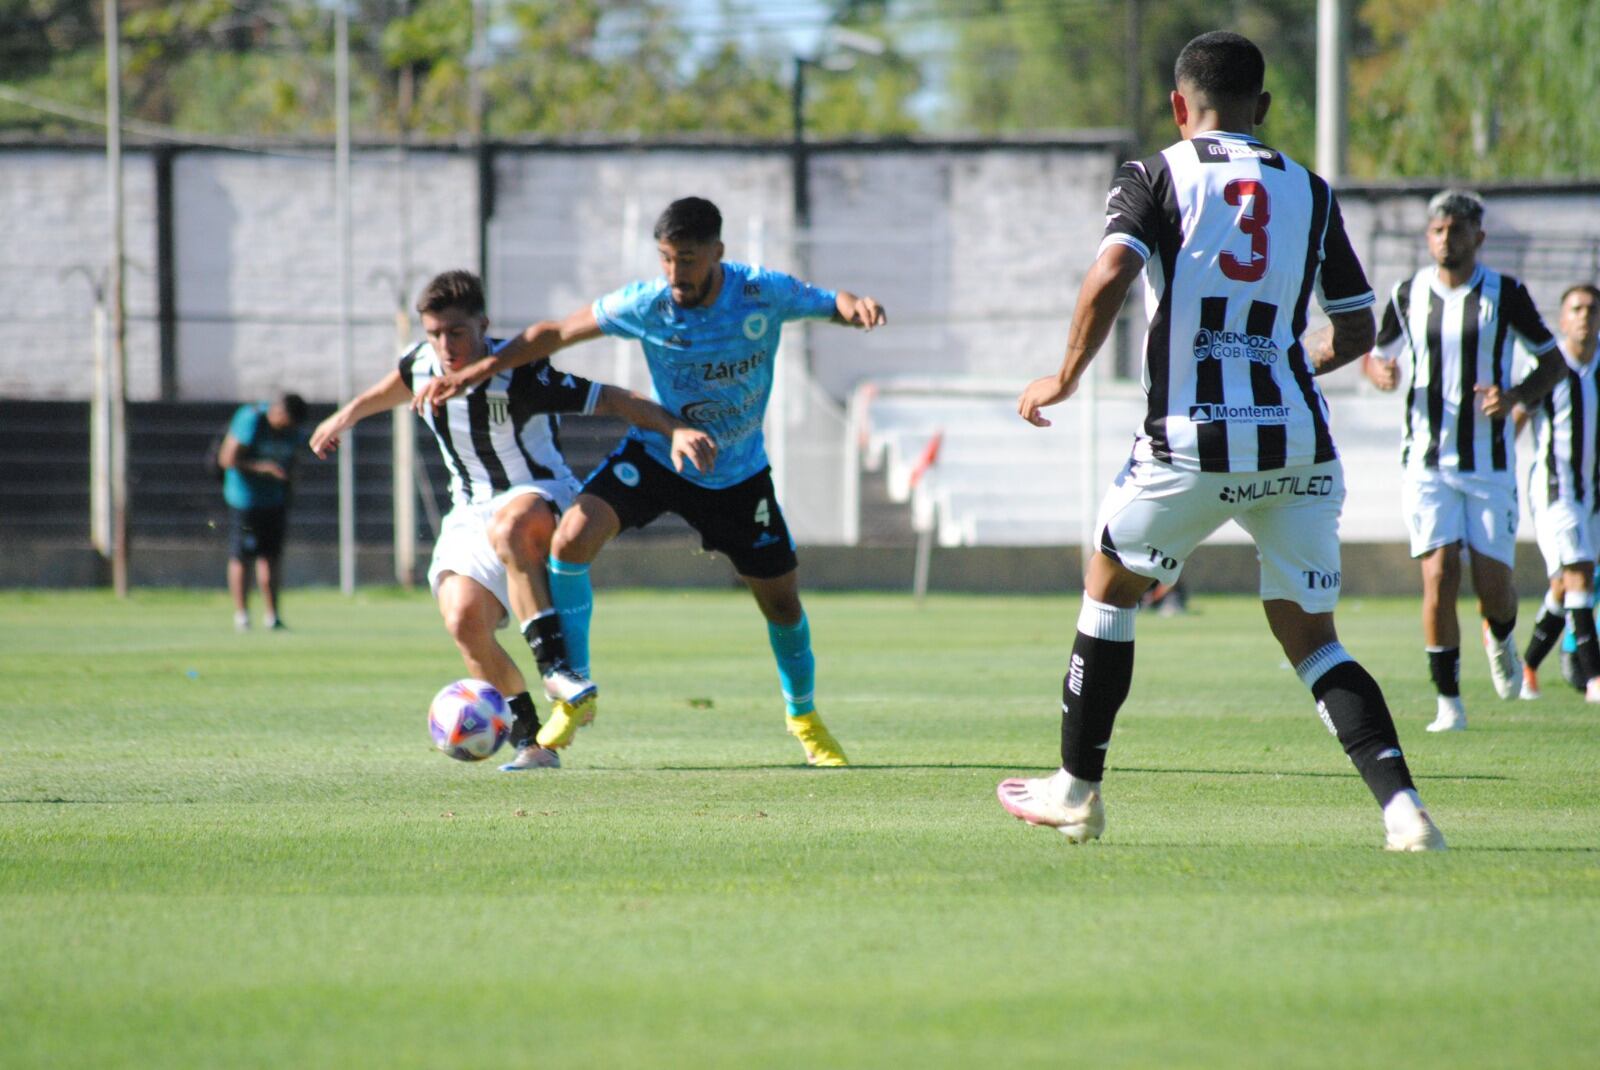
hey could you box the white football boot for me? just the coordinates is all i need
[1384,791,1448,852]
[542,664,597,707]
[499,744,561,772]
[1482,622,1522,700]
[1426,695,1467,732]
[997,769,1105,844]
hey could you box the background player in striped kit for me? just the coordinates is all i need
[1364,191,1563,731]
[310,271,715,771]
[415,197,886,767]
[995,30,1444,850]
[1514,284,1600,699]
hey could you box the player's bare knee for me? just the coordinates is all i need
[552,514,608,563]
[758,593,803,626]
[1422,546,1462,589]
[490,506,555,567]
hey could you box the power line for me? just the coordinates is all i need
[0,84,331,159]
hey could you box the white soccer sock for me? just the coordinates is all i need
[1382,788,1426,833]
[1048,766,1100,806]
[519,608,559,634]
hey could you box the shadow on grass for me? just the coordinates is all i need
[649,763,1509,780]
[1117,766,1510,782]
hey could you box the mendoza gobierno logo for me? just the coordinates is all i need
[1192,328,1280,366]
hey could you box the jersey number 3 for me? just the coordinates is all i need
[1220,179,1270,282]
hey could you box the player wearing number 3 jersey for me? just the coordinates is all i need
[996,30,1446,850]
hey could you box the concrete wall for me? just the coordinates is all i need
[1,149,161,399]
[3,142,1596,553]
[171,148,478,401]
[0,140,1124,406]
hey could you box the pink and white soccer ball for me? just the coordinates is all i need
[428,679,511,762]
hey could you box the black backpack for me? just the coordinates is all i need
[204,430,227,483]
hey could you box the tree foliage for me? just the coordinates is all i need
[0,0,920,141]
[1351,0,1600,179]
[943,0,1321,163]
[0,0,1593,181]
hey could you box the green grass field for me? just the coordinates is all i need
[3,587,1597,1068]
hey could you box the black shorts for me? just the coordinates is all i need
[229,506,288,561]
[583,439,798,579]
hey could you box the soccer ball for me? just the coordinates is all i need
[428,679,511,762]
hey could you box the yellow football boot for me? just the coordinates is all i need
[786,712,849,767]
[535,693,596,750]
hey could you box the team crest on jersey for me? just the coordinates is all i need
[486,390,510,424]
[742,313,769,340]
[614,462,641,487]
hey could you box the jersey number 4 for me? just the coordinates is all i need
[1220,179,1270,283]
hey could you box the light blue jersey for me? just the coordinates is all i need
[593,261,837,488]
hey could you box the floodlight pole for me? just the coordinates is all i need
[335,2,356,594]
[104,0,129,597]
[1316,0,1349,182]
[790,56,810,230]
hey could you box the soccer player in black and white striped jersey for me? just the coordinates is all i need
[1363,191,1563,731]
[1514,284,1600,700]
[995,31,1444,850]
[310,271,715,771]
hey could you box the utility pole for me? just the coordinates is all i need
[104,0,129,597]
[1316,0,1349,182]
[335,2,356,594]
[1124,0,1144,150]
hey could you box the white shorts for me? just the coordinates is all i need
[1095,457,1346,613]
[1530,495,1599,576]
[427,481,579,626]
[1401,468,1518,566]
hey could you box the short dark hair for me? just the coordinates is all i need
[653,197,722,244]
[416,270,486,318]
[275,392,308,425]
[1174,31,1265,103]
[1561,283,1600,306]
[1427,189,1485,225]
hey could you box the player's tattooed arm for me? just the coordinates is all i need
[1307,310,1376,378]
[1018,243,1143,427]
[311,370,412,458]
[832,291,887,330]
[412,306,605,412]
[593,386,718,475]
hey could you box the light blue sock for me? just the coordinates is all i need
[768,614,816,717]
[548,559,592,677]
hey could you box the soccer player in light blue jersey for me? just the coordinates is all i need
[416,196,886,765]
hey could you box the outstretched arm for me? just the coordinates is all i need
[1018,243,1144,427]
[412,305,605,411]
[310,370,411,458]
[592,385,717,475]
[830,290,887,331]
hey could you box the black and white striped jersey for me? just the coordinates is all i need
[1375,265,1557,477]
[1525,342,1600,511]
[1101,131,1373,473]
[398,339,601,507]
